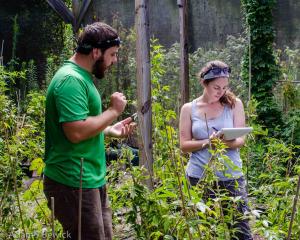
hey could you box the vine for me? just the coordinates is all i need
[241,0,283,134]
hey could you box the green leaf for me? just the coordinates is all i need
[29,158,45,175]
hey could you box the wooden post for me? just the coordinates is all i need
[177,0,189,108]
[287,175,300,239]
[0,40,4,66]
[135,0,153,189]
[51,197,55,240]
[72,0,80,33]
[47,0,92,33]
[78,158,84,240]
[72,0,80,20]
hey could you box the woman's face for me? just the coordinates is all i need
[203,77,229,102]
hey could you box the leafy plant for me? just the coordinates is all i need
[275,47,300,145]
[241,0,283,133]
[0,63,56,239]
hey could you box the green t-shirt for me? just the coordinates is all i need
[44,60,106,188]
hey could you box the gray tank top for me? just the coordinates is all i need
[186,99,244,180]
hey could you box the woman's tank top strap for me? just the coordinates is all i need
[223,104,233,119]
[191,99,198,119]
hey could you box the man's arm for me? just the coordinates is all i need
[62,92,126,143]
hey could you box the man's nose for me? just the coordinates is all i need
[113,56,118,64]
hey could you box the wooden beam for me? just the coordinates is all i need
[135,0,153,189]
[178,0,189,107]
[0,40,4,66]
[47,0,91,33]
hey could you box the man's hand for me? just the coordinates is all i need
[109,92,127,117]
[106,117,136,138]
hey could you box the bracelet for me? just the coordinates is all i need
[201,140,208,149]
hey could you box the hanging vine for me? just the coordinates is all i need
[241,0,283,134]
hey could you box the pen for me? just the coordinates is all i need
[212,127,219,132]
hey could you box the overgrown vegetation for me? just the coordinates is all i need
[241,0,285,137]
[0,64,56,239]
[107,39,300,239]
[0,12,300,240]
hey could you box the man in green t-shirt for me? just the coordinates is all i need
[43,22,135,240]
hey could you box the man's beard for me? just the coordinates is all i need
[92,57,106,79]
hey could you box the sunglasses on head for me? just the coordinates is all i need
[202,67,231,80]
[209,67,231,75]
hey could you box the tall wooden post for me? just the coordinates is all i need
[47,0,92,33]
[287,175,300,239]
[72,0,80,34]
[177,0,189,107]
[135,0,153,189]
[0,40,4,66]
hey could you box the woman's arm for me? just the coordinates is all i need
[222,98,246,148]
[179,103,210,153]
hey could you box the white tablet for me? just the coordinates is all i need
[217,127,253,140]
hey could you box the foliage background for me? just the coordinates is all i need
[0,2,300,239]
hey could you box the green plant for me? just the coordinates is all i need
[11,14,19,64]
[108,40,260,240]
[241,0,283,133]
[275,47,300,145]
[0,63,61,238]
[25,60,39,91]
[98,16,137,115]
[1,19,300,239]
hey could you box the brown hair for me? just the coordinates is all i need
[198,60,236,108]
[76,22,119,54]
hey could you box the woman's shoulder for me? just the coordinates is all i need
[183,100,196,108]
[233,97,244,109]
[180,101,194,115]
[230,97,245,117]
[225,97,243,108]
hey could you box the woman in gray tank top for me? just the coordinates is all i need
[179,60,253,239]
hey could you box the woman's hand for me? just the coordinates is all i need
[106,117,136,138]
[207,131,221,149]
[220,137,245,149]
[209,131,220,141]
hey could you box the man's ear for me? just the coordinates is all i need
[92,48,102,60]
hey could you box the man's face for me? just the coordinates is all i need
[92,46,119,79]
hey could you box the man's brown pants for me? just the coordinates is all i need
[43,176,112,240]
